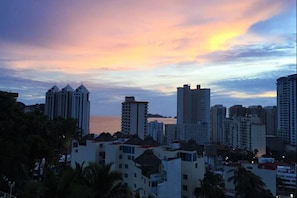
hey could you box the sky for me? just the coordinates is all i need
[0,0,296,116]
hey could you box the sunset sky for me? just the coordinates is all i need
[0,0,296,116]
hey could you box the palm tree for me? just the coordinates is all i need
[228,167,273,198]
[83,162,132,198]
[194,170,225,198]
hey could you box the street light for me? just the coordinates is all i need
[8,181,15,198]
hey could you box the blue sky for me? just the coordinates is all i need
[0,0,296,116]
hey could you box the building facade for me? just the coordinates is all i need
[121,96,148,139]
[177,85,210,145]
[277,74,297,145]
[210,104,226,144]
[44,84,90,135]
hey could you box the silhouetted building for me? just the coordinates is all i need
[210,104,226,144]
[44,84,90,135]
[277,74,297,145]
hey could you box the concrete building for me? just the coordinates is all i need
[121,96,148,139]
[224,115,266,157]
[210,104,226,144]
[228,105,247,118]
[164,124,178,145]
[264,106,277,136]
[277,74,297,146]
[71,136,205,198]
[147,120,164,144]
[45,84,90,135]
[177,84,210,125]
[177,84,210,145]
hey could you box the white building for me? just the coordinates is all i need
[210,105,226,144]
[121,96,148,139]
[223,115,266,157]
[147,120,164,144]
[71,136,205,198]
[178,123,209,145]
[45,84,90,135]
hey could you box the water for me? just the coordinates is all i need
[90,116,176,134]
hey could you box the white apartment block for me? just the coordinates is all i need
[164,124,178,145]
[223,115,266,157]
[147,120,164,144]
[121,96,148,139]
[71,137,205,198]
[45,84,90,135]
[277,74,297,145]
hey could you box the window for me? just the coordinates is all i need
[125,164,128,169]
[152,182,157,187]
[119,164,122,168]
[119,155,122,159]
[183,174,188,180]
[134,173,137,177]
[183,185,188,191]
[73,142,78,148]
[195,163,198,168]
[124,173,128,178]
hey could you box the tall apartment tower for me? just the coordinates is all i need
[121,96,148,139]
[264,106,277,136]
[45,84,90,136]
[45,85,60,120]
[277,74,297,145]
[177,84,210,125]
[228,105,247,118]
[210,104,226,144]
[71,85,90,135]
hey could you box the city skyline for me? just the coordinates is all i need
[0,0,296,116]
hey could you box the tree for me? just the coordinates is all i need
[228,167,273,198]
[194,170,225,198]
[83,162,132,198]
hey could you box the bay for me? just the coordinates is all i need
[90,116,176,134]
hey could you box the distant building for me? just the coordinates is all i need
[164,124,178,144]
[177,84,210,144]
[264,106,277,136]
[121,96,148,139]
[224,115,266,157]
[44,84,90,135]
[210,104,226,144]
[277,74,297,145]
[147,120,164,144]
[228,105,247,118]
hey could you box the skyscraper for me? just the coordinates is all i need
[177,85,210,125]
[45,84,90,136]
[121,96,148,139]
[210,104,226,144]
[177,84,210,144]
[277,74,297,145]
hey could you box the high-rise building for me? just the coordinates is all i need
[121,96,148,139]
[45,85,60,120]
[264,106,277,136]
[147,120,164,144]
[277,74,297,145]
[228,105,247,118]
[177,85,210,125]
[224,115,266,157]
[210,104,226,144]
[72,85,90,136]
[177,84,210,144]
[45,84,90,135]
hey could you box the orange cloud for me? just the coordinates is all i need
[2,0,287,73]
